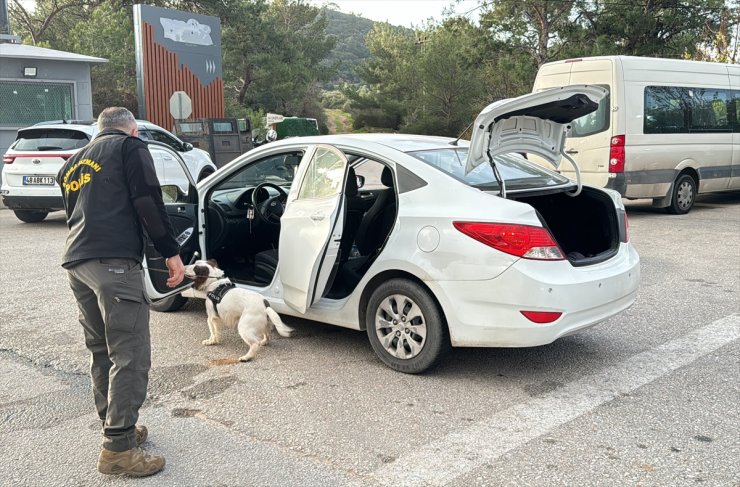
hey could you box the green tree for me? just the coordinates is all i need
[403,19,488,136]
[345,22,417,130]
[349,18,492,136]
[66,0,138,115]
[8,0,100,46]
[561,0,727,59]
[220,0,335,127]
[479,0,576,67]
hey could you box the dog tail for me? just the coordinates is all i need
[265,302,295,338]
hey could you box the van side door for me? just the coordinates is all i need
[729,66,740,190]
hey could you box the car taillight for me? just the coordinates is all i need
[623,212,629,243]
[520,311,563,324]
[2,154,14,164]
[453,222,564,260]
[609,135,625,173]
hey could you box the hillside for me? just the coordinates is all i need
[322,9,375,87]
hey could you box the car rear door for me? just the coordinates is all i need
[142,142,200,302]
[278,145,348,313]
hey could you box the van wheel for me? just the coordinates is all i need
[150,294,188,312]
[14,210,48,223]
[667,174,697,215]
[365,279,449,374]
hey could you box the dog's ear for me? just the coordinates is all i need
[206,258,219,269]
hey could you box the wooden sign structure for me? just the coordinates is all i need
[133,4,224,130]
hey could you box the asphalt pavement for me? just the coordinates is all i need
[0,193,738,487]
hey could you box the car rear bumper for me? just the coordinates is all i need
[1,194,63,210]
[434,244,640,347]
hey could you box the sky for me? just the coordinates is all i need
[309,0,482,27]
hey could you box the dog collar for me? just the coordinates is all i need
[207,280,236,318]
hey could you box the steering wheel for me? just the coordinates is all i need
[251,182,288,226]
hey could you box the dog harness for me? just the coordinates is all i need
[207,280,236,318]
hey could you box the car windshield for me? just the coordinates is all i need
[13,128,90,151]
[408,147,570,190]
[216,152,302,190]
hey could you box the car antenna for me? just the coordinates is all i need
[449,120,474,146]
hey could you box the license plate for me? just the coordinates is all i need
[22,176,55,185]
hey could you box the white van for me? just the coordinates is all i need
[533,56,739,214]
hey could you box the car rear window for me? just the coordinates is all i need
[408,148,570,191]
[13,129,90,151]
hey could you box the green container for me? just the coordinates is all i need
[275,117,320,139]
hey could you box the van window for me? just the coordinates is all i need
[729,91,739,132]
[570,86,610,137]
[689,88,730,131]
[644,86,736,134]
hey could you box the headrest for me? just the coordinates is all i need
[381,166,393,187]
[346,166,358,197]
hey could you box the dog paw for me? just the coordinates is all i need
[238,355,254,362]
[202,338,219,346]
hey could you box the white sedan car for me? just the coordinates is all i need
[145,86,640,373]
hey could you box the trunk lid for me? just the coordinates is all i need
[465,85,607,177]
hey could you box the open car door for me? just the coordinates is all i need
[142,142,199,302]
[279,145,348,314]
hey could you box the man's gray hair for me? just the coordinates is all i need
[97,107,136,132]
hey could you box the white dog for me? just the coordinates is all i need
[185,259,295,361]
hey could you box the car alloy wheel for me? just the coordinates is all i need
[366,278,449,374]
[375,294,427,359]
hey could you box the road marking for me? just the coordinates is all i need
[371,314,740,487]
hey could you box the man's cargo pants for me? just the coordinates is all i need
[66,257,150,452]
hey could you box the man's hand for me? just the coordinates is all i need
[165,255,185,288]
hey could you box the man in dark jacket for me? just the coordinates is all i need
[57,107,185,477]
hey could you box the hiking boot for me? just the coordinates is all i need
[135,425,148,445]
[97,447,165,477]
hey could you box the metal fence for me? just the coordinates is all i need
[0,81,74,127]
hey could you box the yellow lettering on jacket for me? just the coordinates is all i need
[62,158,101,194]
[64,172,93,193]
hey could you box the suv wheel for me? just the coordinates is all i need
[14,210,48,223]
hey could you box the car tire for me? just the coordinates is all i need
[365,278,449,374]
[667,173,697,215]
[14,210,48,223]
[150,294,188,313]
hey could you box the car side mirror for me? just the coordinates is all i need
[182,142,193,152]
[161,184,186,203]
[356,175,365,189]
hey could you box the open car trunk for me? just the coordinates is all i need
[513,186,621,266]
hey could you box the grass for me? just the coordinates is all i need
[325,109,353,134]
